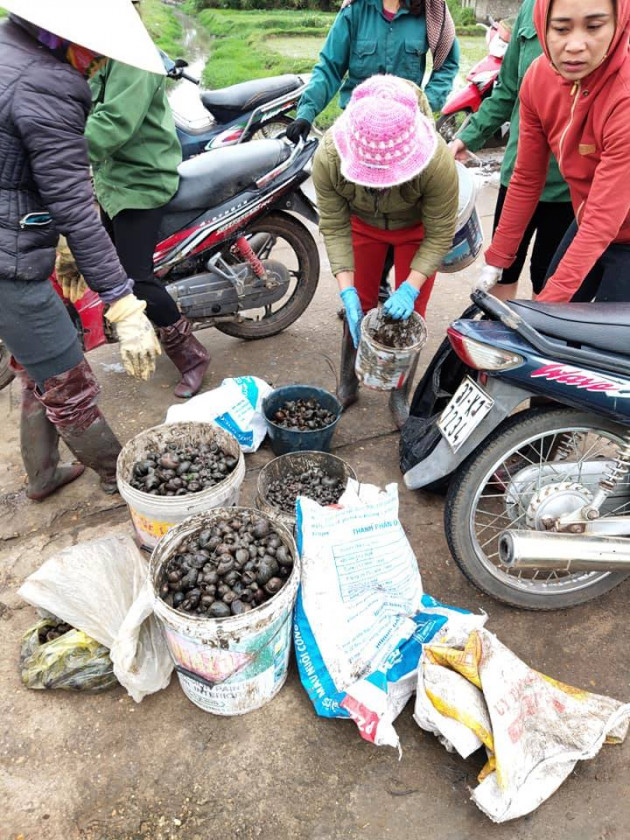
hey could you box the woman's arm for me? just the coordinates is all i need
[537,105,630,302]
[410,143,460,276]
[296,11,352,125]
[424,38,460,113]
[484,71,550,269]
[13,68,130,301]
[311,138,355,280]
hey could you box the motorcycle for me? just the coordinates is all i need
[4,137,319,380]
[404,290,630,610]
[437,17,511,144]
[163,53,313,159]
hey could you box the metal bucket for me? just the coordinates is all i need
[117,422,245,551]
[262,385,342,456]
[256,450,357,530]
[355,309,427,391]
[439,162,482,273]
[151,508,299,715]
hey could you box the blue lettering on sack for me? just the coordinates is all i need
[214,412,253,448]
[294,589,350,718]
[235,376,259,408]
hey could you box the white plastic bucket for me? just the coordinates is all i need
[151,509,299,715]
[117,422,245,551]
[355,309,427,391]
[439,162,483,273]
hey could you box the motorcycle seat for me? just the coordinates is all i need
[509,300,630,356]
[200,75,303,123]
[167,140,291,213]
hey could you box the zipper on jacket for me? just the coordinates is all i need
[558,81,580,171]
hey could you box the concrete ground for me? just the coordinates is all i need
[1,168,629,840]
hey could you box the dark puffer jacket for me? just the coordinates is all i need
[0,19,128,293]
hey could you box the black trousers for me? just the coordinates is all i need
[544,220,630,302]
[493,184,574,294]
[101,206,180,328]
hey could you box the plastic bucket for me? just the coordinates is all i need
[262,385,342,456]
[256,450,357,531]
[117,422,246,551]
[439,162,482,273]
[355,309,427,391]
[151,508,299,715]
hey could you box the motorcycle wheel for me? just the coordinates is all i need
[0,340,15,391]
[445,406,630,609]
[250,116,293,140]
[216,211,320,340]
[436,110,472,143]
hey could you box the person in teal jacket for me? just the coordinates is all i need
[285,0,459,142]
[450,0,573,300]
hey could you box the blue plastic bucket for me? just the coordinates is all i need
[262,385,342,455]
[439,162,482,273]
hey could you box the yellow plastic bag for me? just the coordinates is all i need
[20,619,118,692]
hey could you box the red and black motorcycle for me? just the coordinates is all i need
[437,17,512,144]
[0,136,320,389]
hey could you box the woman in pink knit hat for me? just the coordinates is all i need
[312,74,459,427]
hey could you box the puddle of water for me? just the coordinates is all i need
[167,12,214,122]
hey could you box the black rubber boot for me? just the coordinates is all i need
[337,320,359,409]
[15,366,84,501]
[38,359,122,494]
[388,355,419,431]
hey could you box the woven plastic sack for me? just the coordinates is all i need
[20,619,117,692]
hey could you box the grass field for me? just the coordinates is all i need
[193,9,485,129]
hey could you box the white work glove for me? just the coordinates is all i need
[475,263,503,292]
[105,294,161,381]
[55,237,88,304]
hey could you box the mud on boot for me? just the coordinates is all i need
[158,316,210,399]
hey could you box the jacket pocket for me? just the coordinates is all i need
[351,39,378,77]
[402,39,424,83]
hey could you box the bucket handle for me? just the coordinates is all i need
[321,354,340,403]
[173,617,288,692]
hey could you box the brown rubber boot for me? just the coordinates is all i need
[337,320,359,409]
[158,316,210,399]
[388,354,419,431]
[14,365,84,501]
[38,359,122,494]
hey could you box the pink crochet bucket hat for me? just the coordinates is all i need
[332,75,438,189]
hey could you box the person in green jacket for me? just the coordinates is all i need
[312,76,459,428]
[450,0,573,301]
[285,0,459,142]
[58,1,209,399]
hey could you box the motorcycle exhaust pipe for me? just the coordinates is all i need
[499,530,630,572]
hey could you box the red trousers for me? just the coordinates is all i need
[350,215,436,317]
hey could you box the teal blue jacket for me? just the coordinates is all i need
[296,0,459,122]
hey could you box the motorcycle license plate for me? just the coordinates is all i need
[438,377,494,452]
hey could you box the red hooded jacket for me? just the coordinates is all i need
[485,0,630,302]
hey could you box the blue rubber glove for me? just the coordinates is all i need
[382,281,419,320]
[339,287,363,348]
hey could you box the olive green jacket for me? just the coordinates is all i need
[312,89,459,278]
[86,60,182,218]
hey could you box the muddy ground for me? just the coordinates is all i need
[1,170,629,840]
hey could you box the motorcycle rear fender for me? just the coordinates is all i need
[402,377,531,490]
[441,85,482,116]
[276,185,319,225]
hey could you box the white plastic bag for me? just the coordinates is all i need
[414,627,630,822]
[294,480,485,749]
[165,375,272,452]
[18,535,172,702]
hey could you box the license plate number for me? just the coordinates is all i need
[438,377,494,452]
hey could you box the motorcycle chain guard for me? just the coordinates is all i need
[165,259,290,320]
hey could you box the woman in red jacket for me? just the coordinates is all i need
[481,0,630,303]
